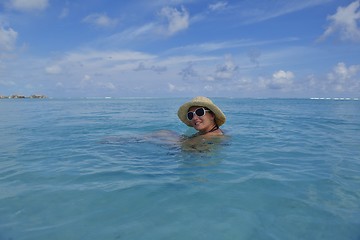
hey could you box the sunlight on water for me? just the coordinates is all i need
[0,98,359,240]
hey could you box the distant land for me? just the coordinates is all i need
[0,94,48,99]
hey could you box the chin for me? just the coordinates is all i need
[194,126,205,131]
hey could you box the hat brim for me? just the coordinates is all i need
[177,97,226,127]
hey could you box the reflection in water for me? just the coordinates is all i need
[145,129,230,154]
[180,134,228,152]
[101,129,229,154]
[99,129,229,184]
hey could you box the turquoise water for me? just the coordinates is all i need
[1,98,359,240]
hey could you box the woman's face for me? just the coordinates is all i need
[187,106,216,133]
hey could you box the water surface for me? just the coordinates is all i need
[1,98,359,239]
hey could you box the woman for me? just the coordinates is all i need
[103,96,226,152]
[177,97,226,151]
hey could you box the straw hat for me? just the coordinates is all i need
[177,96,226,127]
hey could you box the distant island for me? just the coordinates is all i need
[0,94,48,99]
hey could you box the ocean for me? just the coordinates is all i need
[0,98,359,240]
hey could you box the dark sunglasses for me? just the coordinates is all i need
[187,107,210,121]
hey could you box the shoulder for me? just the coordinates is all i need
[206,128,223,136]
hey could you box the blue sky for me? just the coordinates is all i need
[1,0,360,98]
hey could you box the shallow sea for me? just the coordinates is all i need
[0,98,359,240]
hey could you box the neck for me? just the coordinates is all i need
[199,124,219,135]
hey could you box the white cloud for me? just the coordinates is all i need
[78,73,116,91]
[133,62,167,74]
[39,49,159,93]
[45,65,62,74]
[158,6,189,35]
[62,50,155,65]
[99,82,116,90]
[108,6,190,40]
[328,62,359,80]
[178,62,198,80]
[79,74,92,88]
[105,23,160,44]
[204,85,214,91]
[168,83,176,92]
[318,0,360,42]
[247,48,261,67]
[261,70,295,90]
[172,54,240,82]
[235,0,332,24]
[209,1,228,11]
[59,8,69,19]
[83,74,91,81]
[8,0,48,12]
[273,70,295,80]
[213,55,238,80]
[327,62,360,91]
[168,83,187,92]
[165,38,298,56]
[83,13,118,28]
[0,26,17,51]
[0,79,16,86]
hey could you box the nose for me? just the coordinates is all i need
[192,114,200,121]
